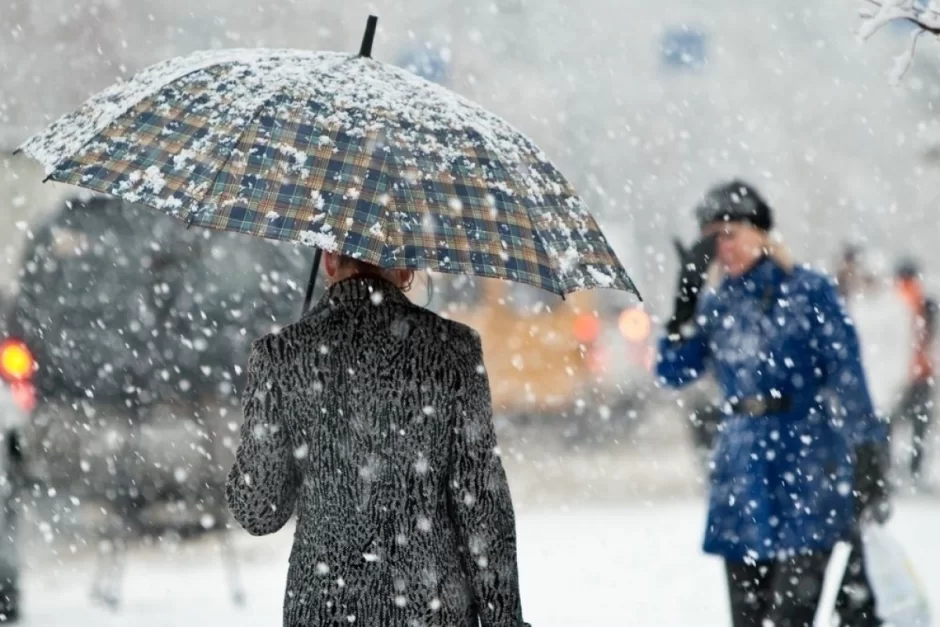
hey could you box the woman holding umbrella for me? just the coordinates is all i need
[657,180,890,627]
[225,252,529,627]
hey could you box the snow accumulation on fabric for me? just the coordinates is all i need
[20,49,557,189]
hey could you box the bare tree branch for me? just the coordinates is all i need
[859,0,940,79]
[892,28,926,83]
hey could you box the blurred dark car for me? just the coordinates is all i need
[4,195,319,533]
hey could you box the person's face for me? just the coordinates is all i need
[702,221,767,277]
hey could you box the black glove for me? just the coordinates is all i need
[853,441,892,524]
[667,234,717,337]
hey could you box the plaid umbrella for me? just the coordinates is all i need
[17,16,640,308]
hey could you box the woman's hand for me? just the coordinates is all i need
[667,233,717,338]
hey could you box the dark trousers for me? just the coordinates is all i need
[726,540,881,627]
[726,553,828,627]
[893,379,934,478]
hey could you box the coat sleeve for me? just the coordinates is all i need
[656,333,710,388]
[812,276,889,446]
[656,293,713,388]
[226,336,300,536]
[447,331,525,627]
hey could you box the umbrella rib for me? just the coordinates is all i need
[530,218,566,295]
[374,129,408,269]
[41,57,259,177]
[192,55,357,225]
[191,90,281,224]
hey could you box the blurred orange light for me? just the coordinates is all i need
[0,339,35,382]
[573,314,601,344]
[619,308,652,343]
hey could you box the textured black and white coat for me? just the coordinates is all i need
[226,276,527,627]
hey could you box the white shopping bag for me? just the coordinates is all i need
[815,541,854,627]
[863,523,932,627]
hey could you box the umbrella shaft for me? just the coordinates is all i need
[302,249,323,316]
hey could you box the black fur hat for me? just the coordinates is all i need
[694,179,773,232]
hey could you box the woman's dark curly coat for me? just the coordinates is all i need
[226,276,527,627]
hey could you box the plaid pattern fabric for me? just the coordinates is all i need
[20,49,639,298]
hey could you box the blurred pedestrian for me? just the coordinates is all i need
[834,246,910,421]
[657,180,890,627]
[893,258,936,485]
[835,243,874,301]
[225,254,529,627]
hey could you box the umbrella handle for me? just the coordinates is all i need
[301,248,323,316]
[359,15,378,58]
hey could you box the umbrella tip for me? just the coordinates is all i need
[359,15,378,58]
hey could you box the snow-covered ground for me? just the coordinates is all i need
[14,496,940,627]
[9,410,939,626]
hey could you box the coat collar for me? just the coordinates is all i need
[722,256,786,295]
[320,275,412,309]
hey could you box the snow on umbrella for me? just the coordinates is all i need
[16,16,641,310]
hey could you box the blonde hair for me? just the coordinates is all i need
[705,231,794,289]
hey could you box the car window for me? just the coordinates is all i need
[13,201,196,397]
[12,198,321,398]
[18,201,185,323]
[185,233,316,320]
[172,232,321,360]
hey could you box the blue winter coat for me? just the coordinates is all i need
[657,257,888,562]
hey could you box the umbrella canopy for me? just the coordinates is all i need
[17,16,640,302]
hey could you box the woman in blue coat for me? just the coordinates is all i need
[657,181,890,627]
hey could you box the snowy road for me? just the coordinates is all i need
[16,497,940,626]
